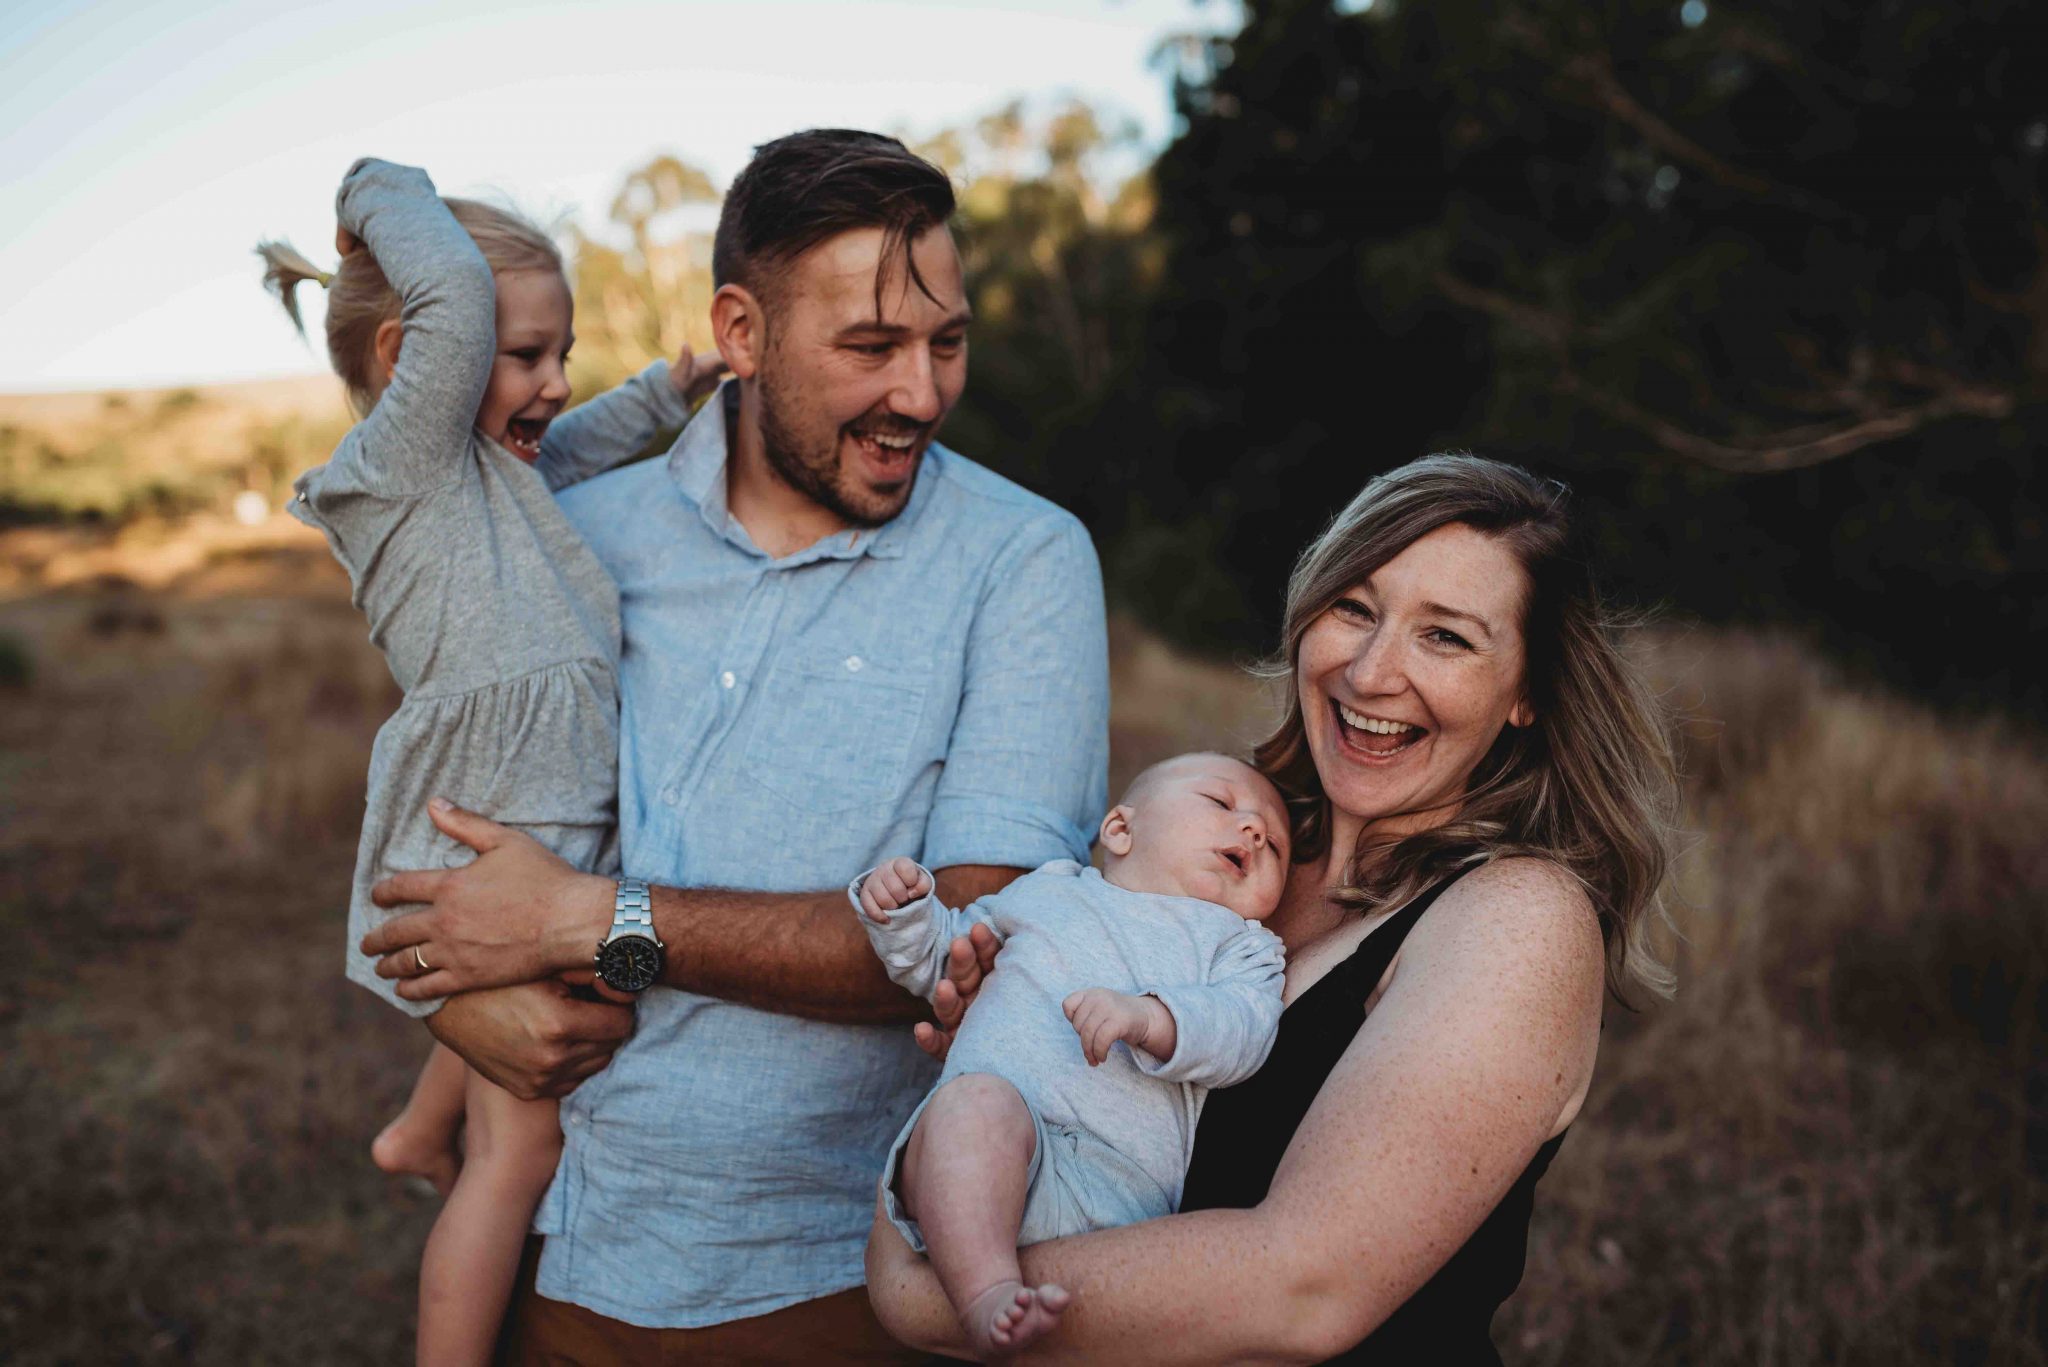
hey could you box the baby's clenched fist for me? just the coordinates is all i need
[859,857,932,925]
[1063,987,1174,1067]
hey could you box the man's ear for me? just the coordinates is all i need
[1508,697,1536,729]
[1098,805,1135,858]
[711,282,765,380]
[372,317,404,388]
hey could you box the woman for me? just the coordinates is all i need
[867,453,1677,1363]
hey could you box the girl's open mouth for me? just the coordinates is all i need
[504,418,549,462]
[1333,699,1427,758]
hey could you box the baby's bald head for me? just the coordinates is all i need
[1099,752,1290,920]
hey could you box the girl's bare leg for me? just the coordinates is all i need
[373,1042,468,1195]
[899,1073,1070,1359]
[415,1069,562,1367]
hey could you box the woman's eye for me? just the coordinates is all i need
[1428,629,1472,650]
[1333,598,1373,622]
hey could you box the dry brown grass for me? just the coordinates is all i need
[1,520,2040,1364]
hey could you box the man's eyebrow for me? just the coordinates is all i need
[833,310,973,342]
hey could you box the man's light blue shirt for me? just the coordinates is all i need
[537,386,1110,1327]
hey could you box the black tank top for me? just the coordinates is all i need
[1180,875,1567,1365]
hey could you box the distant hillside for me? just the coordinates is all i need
[0,375,353,524]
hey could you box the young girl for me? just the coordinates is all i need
[259,157,721,1366]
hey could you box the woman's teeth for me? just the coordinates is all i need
[1338,703,1418,737]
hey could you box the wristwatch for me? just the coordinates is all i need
[594,877,665,993]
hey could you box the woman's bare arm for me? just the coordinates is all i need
[867,859,1607,1364]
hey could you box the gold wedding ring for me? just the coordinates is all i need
[413,944,431,973]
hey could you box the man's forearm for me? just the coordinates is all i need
[561,864,1022,1023]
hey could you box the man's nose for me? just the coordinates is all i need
[888,345,942,424]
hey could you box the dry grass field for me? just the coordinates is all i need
[1,500,2042,1363]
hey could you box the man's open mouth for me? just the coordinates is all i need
[1334,700,1427,757]
[846,423,925,474]
[504,417,550,462]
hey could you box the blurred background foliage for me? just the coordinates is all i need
[8,0,2043,718]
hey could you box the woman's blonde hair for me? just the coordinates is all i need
[256,198,562,413]
[1253,453,1679,1003]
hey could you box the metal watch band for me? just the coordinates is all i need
[611,877,654,937]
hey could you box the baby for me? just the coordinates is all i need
[852,752,1291,1358]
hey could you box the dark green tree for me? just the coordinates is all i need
[1072,0,2048,710]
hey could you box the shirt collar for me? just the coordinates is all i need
[667,380,935,564]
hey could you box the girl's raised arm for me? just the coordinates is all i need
[328,158,497,496]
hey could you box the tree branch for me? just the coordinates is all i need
[1561,373,2013,473]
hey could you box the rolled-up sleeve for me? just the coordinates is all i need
[921,511,1108,871]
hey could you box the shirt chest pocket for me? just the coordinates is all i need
[739,649,929,816]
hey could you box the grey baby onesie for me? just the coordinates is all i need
[851,859,1285,1249]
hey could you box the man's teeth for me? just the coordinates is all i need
[1338,703,1417,736]
[856,430,916,450]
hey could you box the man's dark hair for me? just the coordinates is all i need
[713,129,956,313]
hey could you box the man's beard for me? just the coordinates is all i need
[756,370,921,530]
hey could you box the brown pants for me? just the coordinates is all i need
[496,1240,940,1366]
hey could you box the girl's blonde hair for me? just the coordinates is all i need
[256,198,562,413]
[1254,453,1679,1004]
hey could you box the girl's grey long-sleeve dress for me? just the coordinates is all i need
[289,158,695,1016]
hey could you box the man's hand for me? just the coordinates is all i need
[426,978,634,1101]
[363,799,612,1000]
[1062,988,1176,1067]
[911,924,1002,1063]
[857,857,932,926]
[670,342,728,407]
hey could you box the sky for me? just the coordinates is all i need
[0,0,1218,392]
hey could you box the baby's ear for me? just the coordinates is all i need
[1098,805,1135,857]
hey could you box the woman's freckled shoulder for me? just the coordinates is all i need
[1405,857,1603,976]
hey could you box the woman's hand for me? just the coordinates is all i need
[912,923,1002,1063]
[362,798,612,999]
[669,342,728,406]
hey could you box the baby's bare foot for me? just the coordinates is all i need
[371,1113,460,1196]
[964,1280,1070,1358]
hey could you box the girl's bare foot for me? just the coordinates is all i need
[371,1112,460,1196]
[964,1280,1070,1358]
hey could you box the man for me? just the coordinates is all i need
[363,129,1107,1359]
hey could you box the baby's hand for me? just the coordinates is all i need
[1063,988,1172,1067]
[670,342,728,406]
[859,857,932,925]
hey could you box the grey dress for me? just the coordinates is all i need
[289,158,695,1016]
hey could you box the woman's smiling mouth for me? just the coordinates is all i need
[1333,700,1427,758]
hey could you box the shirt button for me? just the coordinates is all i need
[720,670,736,689]
[845,655,863,672]
[662,787,680,805]
[567,1111,586,1128]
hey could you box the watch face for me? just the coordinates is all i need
[598,935,662,993]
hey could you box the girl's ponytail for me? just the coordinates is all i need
[254,239,335,337]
